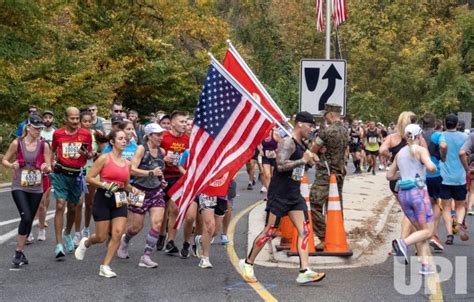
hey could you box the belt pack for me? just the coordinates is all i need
[54,163,83,177]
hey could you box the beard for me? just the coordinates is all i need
[43,122,53,128]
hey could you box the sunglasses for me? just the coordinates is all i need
[114,110,123,113]
[89,108,97,112]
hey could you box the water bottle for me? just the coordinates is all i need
[415,173,424,189]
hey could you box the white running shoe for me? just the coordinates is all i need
[26,233,35,244]
[99,265,117,278]
[81,227,90,238]
[74,238,88,260]
[117,234,129,259]
[138,255,158,268]
[194,235,202,258]
[198,257,213,269]
[296,269,326,284]
[260,186,267,193]
[37,229,46,241]
[239,259,257,283]
[73,232,82,247]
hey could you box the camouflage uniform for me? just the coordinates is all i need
[310,105,348,241]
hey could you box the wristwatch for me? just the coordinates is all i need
[148,171,154,177]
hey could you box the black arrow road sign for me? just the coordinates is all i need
[304,67,320,92]
[318,64,342,110]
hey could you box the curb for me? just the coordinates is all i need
[0,182,11,189]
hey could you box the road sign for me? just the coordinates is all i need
[299,59,346,116]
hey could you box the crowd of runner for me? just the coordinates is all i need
[2,102,473,282]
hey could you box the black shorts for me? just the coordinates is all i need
[252,149,259,160]
[266,195,307,218]
[92,188,128,221]
[164,177,179,202]
[198,196,228,217]
[366,150,379,156]
[262,157,276,166]
[426,176,442,200]
[349,144,360,153]
[440,184,467,201]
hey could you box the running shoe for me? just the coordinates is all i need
[138,255,158,268]
[191,244,198,257]
[37,229,46,241]
[260,186,267,193]
[73,232,82,247]
[99,265,117,278]
[75,238,88,260]
[194,235,202,258]
[156,234,167,251]
[55,244,65,259]
[81,227,90,238]
[452,218,458,234]
[247,182,253,190]
[221,234,232,245]
[429,236,444,252]
[20,251,28,265]
[378,164,384,171]
[367,165,372,173]
[455,223,469,241]
[198,256,213,269]
[117,234,129,259]
[180,241,191,258]
[252,177,256,186]
[63,234,75,253]
[445,234,454,245]
[26,233,34,245]
[392,239,409,264]
[165,240,179,255]
[12,251,22,268]
[468,208,474,216]
[296,269,326,284]
[419,264,435,275]
[239,259,257,283]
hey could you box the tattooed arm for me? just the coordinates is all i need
[276,137,307,172]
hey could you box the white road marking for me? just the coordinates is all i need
[0,212,55,245]
[0,210,55,227]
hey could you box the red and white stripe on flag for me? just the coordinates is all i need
[168,63,273,229]
[332,0,348,27]
[316,0,324,32]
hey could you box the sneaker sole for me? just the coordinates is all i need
[297,273,326,285]
[392,240,408,264]
[429,241,444,252]
[198,265,213,269]
[239,260,257,283]
[99,273,117,278]
[138,263,158,268]
[55,252,65,259]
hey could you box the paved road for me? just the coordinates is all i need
[0,169,472,301]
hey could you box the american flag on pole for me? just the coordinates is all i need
[316,0,324,32]
[168,63,273,228]
[332,0,348,27]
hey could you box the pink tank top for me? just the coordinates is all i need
[100,153,129,186]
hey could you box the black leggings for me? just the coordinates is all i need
[12,190,43,236]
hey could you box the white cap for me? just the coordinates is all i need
[144,123,166,136]
[404,124,422,140]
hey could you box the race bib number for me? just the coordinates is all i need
[20,169,42,187]
[128,192,145,208]
[62,142,82,159]
[352,137,359,144]
[368,137,377,144]
[167,151,181,166]
[199,194,217,209]
[114,192,128,208]
[265,150,277,159]
[291,165,305,181]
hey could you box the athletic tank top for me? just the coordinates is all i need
[397,145,426,181]
[389,137,407,161]
[100,153,129,186]
[267,138,305,200]
[261,129,278,151]
[349,128,361,145]
[133,143,165,189]
[366,129,379,151]
[12,139,44,193]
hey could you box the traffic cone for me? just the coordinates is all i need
[276,216,293,251]
[317,173,352,257]
[287,174,317,256]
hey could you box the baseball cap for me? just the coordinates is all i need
[111,115,124,124]
[42,109,54,116]
[295,111,315,124]
[404,124,422,140]
[144,123,166,136]
[445,113,458,129]
[28,114,45,128]
[160,114,171,122]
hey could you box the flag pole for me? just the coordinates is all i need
[225,40,292,128]
[208,52,293,138]
[325,0,331,59]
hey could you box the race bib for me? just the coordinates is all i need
[199,194,217,209]
[128,192,145,208]
[352,137,359,144]
[20,169,42,187]
[368,137,377,144]
[265,150,277,159]
[167,151,181,166]
[114,191,128,208]
[291,165,305,181]
[62,142,82,159]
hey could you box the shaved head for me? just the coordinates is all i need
[65,106,80,118]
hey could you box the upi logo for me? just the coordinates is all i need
[393,256,467,295]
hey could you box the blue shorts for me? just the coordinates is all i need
[426,176,442,200]
[440,184,467,201]
[50,173,82,205]
[398,188,433,225]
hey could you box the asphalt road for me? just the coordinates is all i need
[0,169,472,301]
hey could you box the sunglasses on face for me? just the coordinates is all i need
[89,108,97,112]
[114,110,123,113]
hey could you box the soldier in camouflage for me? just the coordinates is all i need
[310,103,348,250]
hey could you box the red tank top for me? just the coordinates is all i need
[100,153,129,186]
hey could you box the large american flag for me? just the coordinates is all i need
[168,63,273,228]
[316,0,324,32]
[333,0,348,27]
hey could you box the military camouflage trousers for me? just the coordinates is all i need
[309,173,344,240]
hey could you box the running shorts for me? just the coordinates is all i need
[92,188,128,221]
[398,188,433,225]
[426,176,442,200]
[266,195,307,218]
[440,184,467,201]
[128,185,165,215]
[50,173,82,204]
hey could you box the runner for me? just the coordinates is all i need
[246,149,259,190]
[75,129,140,278]
[348,120,364,174]
[128,110,145,145]
[240,111,326,285]
[439,113,469,245]
[159,114,172,131]
[2,114,52,268]
[364,121,382,175]
[16,105,38,138]
[260,127,281,196]
[50,107,92,258]
[388,124,437,274]
[102,119,138,161]
[88,104,105,133]
[460,132,474,215]
[117,123,167,268]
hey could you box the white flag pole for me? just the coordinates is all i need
[225,40,292,129]
[325,0,331,59]
[208,53,293,138]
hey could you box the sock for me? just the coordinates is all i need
[354,160,360,170]
[124,228,138,244]
[299,269,308,273]
[245,259,253,266]
[144,228,160,256]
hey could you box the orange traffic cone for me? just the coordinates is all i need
[287,174,317,256]
[318,173,352,257]
[276,216,293,251]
